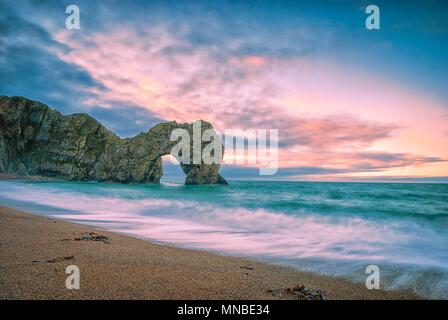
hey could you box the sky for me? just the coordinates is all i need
[0,0,447,182]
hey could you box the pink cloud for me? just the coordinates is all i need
[52,25,448,178]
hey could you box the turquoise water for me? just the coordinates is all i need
[1,179,447,298]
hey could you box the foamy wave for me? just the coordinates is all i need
[1,181,448,298]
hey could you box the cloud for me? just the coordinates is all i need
[222,112,398,150]
[1,0,447,180]
[87,102,164,137]
[220,151,446,179]
[40,5,448,177]
[51,21,397,153]
[0,1,98,113]
[344,152,446,172]
[0,1,163,136]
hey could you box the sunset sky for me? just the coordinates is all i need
[1,0,447,181]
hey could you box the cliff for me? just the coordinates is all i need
[0,96,227,185]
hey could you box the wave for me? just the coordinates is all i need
[1,180,447,298]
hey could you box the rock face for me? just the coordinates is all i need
[0,96,227,185]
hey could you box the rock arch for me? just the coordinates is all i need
[0,96,227,185]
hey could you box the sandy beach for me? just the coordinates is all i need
[0,205,420,300]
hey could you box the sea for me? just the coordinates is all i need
[1,179,447,298]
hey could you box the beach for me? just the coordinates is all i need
[0,206,419,300]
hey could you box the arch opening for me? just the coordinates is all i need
[160,154,185,184]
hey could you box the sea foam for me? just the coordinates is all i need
[1,180,447,298]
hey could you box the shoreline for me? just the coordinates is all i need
[0,205,421,300]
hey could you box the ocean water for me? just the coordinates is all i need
[1,179,447,298]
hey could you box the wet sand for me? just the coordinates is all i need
[0,206,420,300]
